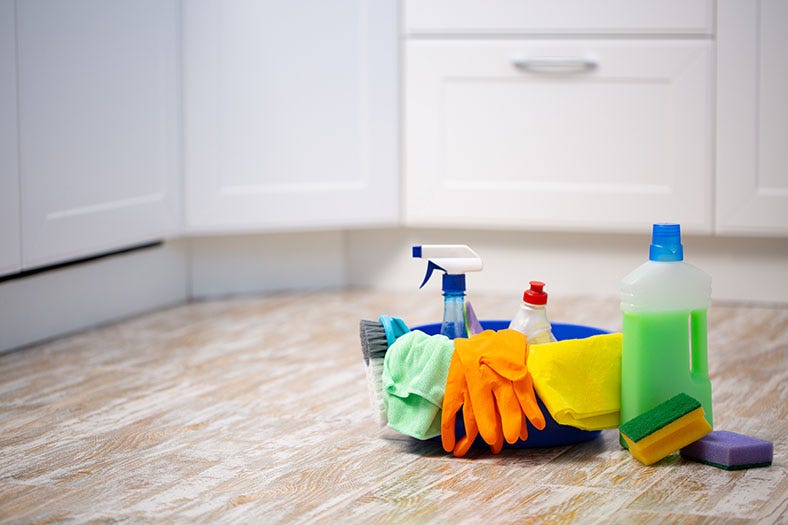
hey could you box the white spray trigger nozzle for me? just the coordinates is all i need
[412,244,483,289]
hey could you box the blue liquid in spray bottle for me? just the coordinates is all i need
[441,274,468,339]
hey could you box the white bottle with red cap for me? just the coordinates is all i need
[508,281,557,344]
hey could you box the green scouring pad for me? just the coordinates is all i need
[619,393,712,465]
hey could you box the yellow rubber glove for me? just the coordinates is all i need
[455,330,546,447]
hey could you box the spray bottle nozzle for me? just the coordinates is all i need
[419,260,445,289]
[412,244,483,291]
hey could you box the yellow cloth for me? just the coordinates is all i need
[527,333,622,431]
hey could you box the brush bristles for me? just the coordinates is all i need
[360,319,388,360]
[359,320,373,365]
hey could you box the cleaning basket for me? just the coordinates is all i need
[410,320,608,448]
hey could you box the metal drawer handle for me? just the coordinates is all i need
[512,57,597,74]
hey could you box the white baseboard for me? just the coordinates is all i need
[0,240,188,353]
[188,231,346,298]
[346,228,788,305]
[3,227,784,352]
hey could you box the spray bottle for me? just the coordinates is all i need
[412,244,483,339]
[621,223,713,428]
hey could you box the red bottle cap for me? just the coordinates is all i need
[523,281,548,305]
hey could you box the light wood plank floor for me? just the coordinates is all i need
[1,290,785,523]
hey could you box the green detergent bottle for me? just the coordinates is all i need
[620,224,713,430]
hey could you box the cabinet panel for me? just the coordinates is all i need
[184,0,398,232]
[404,40,713,233]
[17,0,180,268]
[404,0,713,36]
[716,0,788,236]
[0,0,20,276]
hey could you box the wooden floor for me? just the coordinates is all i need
[0,290,785,523]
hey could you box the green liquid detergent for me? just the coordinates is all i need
[621,309,712,425]
[620,224,713,428]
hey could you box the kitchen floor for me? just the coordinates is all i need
[0,290,785,523]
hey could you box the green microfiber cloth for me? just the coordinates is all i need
[382,330,454,440]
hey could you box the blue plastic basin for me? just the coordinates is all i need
[409,320,609,448]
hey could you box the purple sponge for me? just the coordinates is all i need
[680,430,773,470]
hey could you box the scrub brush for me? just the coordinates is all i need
[360,319,390,426]
[360,316,411,427]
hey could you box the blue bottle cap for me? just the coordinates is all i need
[442,273,466,293]
[649,223,684,262]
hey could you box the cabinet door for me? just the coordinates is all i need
[184,0,398,232]
[716,0,788,236]
[17,0,180,269]
[404,40,713,233]
[0,0,20,276]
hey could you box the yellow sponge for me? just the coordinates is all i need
[620,393,712,466]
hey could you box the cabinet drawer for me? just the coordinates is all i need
[404,40,713,233]
[404,0,713,36]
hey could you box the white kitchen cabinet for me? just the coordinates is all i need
[716,0,788,236]
[404,39,713,232]
[0,0,20,276]
[183,0,398,232]
[16,0,180,269]
[404,0,713,36]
